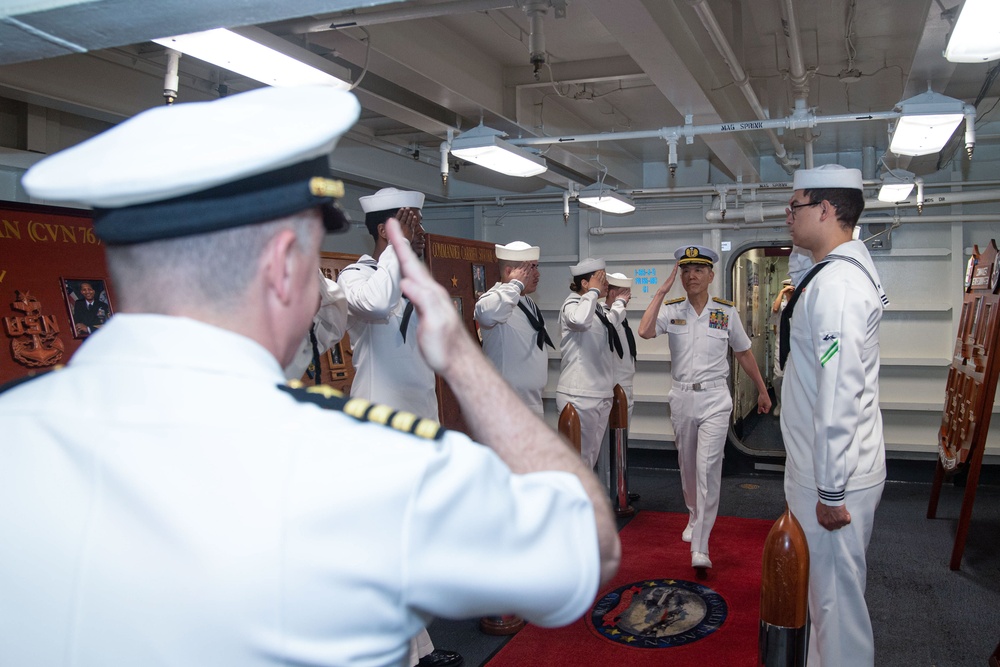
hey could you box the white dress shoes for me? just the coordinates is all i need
[691,551,712,569]
[682,525,693,543]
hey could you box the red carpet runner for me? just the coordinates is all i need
[486,511,773,666]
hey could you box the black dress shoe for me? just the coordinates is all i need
[417,649,464,667]
[628,492,640,502]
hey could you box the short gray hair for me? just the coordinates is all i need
[106,211,318,313]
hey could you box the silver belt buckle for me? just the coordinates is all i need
[692,382,703,391]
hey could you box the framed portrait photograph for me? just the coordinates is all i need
[472,264,487,298]
[62,277,114,339]
[452,296,463,317]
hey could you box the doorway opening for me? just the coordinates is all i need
[725,242,791,463]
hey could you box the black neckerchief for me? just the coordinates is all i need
[399,297,414,342]
[779,261,829,370]
[517,299,554,350]
[595,305,624,358]
[621,317,637,361]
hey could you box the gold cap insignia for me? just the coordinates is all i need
[309,177,345,199]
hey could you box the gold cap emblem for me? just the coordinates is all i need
[309,177,345,199]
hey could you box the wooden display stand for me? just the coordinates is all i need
[927,240,1000,570]
[422,233,501,434]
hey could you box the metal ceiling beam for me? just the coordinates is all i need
[0,0,401,65]
[577,0,760,183]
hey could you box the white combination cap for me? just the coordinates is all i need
[359,187,425,213]
[570,257,605,276]
[21,85,361,243]
[674,245,719,266]
[792,164,864,192]
[607,272,631,288]
[495,241,540,261]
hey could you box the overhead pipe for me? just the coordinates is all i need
[588,212,1000,236]
[288,0,516,33]
[687,0,798,174]
[778,0,815,168]
[507,107,924,149]
[704,187,1000,222]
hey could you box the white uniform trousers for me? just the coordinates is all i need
[785,478,883,667]
[408,628,435,665]
[556,392,612,471]
[667,382,731,554]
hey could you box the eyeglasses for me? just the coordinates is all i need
[785,201,820,219]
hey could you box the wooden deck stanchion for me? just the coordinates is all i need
[608,384,634,517]
[759,506,810,666]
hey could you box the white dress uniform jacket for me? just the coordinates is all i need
[0,316,602,667]
[655,297,751,383]
[338,246,438,420]
[781,239,887,499]
[780,239,888,667]
[474,281,550,416]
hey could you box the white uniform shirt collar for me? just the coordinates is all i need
[70,314,286,382]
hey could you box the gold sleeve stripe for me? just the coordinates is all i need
[414,419,442,440]
[343,398,372,420]
[391,411,418,433]
[367,403,395,425]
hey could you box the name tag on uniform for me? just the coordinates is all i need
[708,310,729,330]
[670,318,686,325]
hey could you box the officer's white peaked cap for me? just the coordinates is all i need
[674,245,719,266]
[22,85,361,243]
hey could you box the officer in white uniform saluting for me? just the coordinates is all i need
[556,258,630,471]
[0,85,622,667]
[638,245,770,570]
[474,241,553,417]
[338,188,438,421]
[780,164,888,667]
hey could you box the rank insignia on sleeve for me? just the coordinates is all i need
[820,339,840,366]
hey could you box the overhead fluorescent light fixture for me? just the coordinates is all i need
[153,27,350,89]
[889,90,967,156]
[577,184,635,215]
[450,126,547,178]
[944,0,1000,63]
[878,170,915,203]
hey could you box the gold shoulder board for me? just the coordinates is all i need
[712,297,734,307]
[280,382,443,441]
[664,296,686,305]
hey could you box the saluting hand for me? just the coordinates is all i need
[508,262,534,287]
[385,217,468,374]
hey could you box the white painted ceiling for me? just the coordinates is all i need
[2,0,998,201]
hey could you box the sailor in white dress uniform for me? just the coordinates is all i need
[474,241,553,417]
[556,258,629,471]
